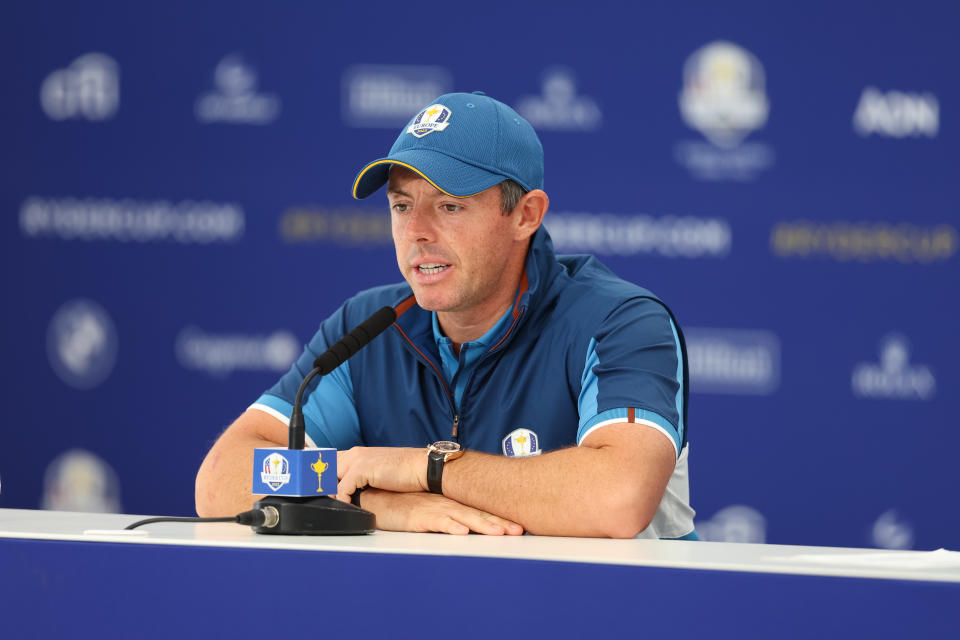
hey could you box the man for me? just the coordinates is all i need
[196,91,696,539]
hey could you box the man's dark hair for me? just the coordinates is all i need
[500,179,528,215]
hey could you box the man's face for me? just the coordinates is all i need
[388,166,519,317]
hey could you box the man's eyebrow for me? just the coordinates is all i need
[387,187,412,198]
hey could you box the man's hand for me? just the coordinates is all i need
[360,489,523,536]
[337,446,428,499]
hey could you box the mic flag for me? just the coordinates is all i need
[252,447,338,497]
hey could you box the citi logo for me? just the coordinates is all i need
[851,334,935,400]
[853,87,939,138]
[40,53,119,121]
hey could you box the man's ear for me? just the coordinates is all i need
[513,189,549,241]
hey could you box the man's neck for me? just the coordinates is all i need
[437,297,513,355]
[436,237,531,353]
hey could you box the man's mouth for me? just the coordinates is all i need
[417,263,451,275]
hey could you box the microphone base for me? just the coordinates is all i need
[252,495,376,535]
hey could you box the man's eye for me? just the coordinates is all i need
[442,204,461,213]
[392,203,410,213]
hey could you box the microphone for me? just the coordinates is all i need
[313,305,398,374]
[289,305,398,449]
[251,305,397,535]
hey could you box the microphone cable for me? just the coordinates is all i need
[124,506,279,530]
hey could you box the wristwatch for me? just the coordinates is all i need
[426,441,464,495]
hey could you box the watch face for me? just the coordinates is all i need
[430,441,461,454]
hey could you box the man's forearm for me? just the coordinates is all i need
[195,435,268,516]
[442,426,675,538]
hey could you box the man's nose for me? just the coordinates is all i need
[403,204,436,242]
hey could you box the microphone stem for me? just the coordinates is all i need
[289,367,321,450]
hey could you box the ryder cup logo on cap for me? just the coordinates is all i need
[406,104,452,137]
[261,453,291,491]
[352,91,544,200]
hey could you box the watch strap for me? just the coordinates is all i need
[427,450,445,494]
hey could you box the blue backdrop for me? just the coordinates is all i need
[2,0,957,549]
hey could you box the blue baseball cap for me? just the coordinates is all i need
[352,91,544,199]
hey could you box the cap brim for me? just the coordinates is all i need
[352,149,506,199]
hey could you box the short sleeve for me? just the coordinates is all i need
[576,297,685,456]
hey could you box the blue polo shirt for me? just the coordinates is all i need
[251,305,683,456]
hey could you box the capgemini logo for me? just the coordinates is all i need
[175,327,300,376]
[46,299,118,390]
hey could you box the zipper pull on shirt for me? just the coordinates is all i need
[451,414,460,440]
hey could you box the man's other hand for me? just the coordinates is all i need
[360,489,523,536]
[337,446,428,499]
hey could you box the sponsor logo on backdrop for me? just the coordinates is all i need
[515,68,602,131]
[502,429,542,457]
[771,221,956,264]
[47,299,118,390]
[852,334,935,400]
[195,54,281,125]
[283,207,733,258]
[176,328,300,377]
[684,328,780,395]
[675,41,774,181]
[854,87,939,138]
[343,64,453,128]
[545,212,730,258]
[279,207,391,245]
[870,509,915,549]
[42,449,121,512]
[40,53,120,121]
[261,453,291,491]
[697,505,766,543]
[20,197,245,244]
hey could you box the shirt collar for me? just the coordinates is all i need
[431,305,515,350]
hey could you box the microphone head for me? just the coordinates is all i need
[312,305,397,373]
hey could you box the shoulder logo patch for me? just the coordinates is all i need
[407,103,451,137]
[502,428,541,457]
